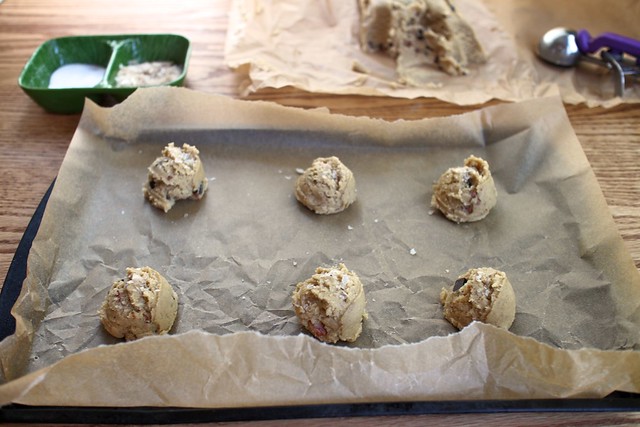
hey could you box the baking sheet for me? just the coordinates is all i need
[224,0,640,107]
[0,88,639,407]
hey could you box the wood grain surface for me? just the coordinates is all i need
[1,0,639,425]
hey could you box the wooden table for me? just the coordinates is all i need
[1,0,639,425]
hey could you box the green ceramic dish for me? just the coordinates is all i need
[18,34,191,114]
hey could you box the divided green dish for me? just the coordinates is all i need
[18,34,191,114]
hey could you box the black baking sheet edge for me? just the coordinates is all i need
[0,180,639,423]
[2,394,640,424]
[0,179,54,341]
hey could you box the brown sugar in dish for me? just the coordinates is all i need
[292,263,367,343]
[440,267,516,330]
[115,61,182,87]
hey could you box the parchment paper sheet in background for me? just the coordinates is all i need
[1,88,640,406]
[224,0,640,107]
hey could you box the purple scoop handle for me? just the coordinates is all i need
[576,30,640,57]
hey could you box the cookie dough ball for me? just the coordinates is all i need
[431,155,497,223]
[292,263,367,343]
[295,156,356,215]
[143,142,208,212]
[99,267,178,341]
[440,267,515,330]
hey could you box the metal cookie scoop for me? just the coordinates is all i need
[537,27,640,97]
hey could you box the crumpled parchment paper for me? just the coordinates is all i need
[0,88,639,407]
[224,0,640,107]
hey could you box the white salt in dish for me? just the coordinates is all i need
[48,63,106,89]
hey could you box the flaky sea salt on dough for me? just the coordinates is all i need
[99,267,179,341]
[143,142,208,212]
[440,267,516,330]
[295,156,357,215]
[358,0,486,77]
[431,155,497,223]
[292,263,367,343]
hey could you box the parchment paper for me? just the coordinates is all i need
[224,0,640,107]
[1,88,639,407]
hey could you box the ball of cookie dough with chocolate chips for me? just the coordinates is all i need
[431,155,497,223]
[440,267,515,330]
[143,142,208,212]
[295,156,356,215]
[99,266,178,341]
[292,263,367,343]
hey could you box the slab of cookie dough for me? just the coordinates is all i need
[143,142,208,212]
[431,155,497,223]
[292,263,367,343]
[440,267,515,330]
[295,156,357,215]
[358,0,486,77]
[99,266,179,341]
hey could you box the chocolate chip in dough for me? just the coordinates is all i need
[453,277,467,292]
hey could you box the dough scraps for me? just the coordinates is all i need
[358,0,487,78]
